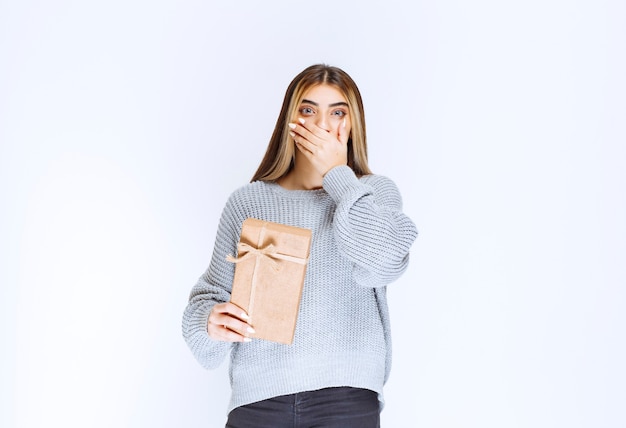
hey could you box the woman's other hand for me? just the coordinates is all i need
[207,302,255,342]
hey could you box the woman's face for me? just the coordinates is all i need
[295,84,352,138]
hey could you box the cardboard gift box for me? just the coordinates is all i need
[227,218,312,344]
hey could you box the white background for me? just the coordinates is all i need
[1,1,625,427]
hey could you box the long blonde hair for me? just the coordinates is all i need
[251,64,372,182]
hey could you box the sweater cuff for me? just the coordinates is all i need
[323,165,367,203]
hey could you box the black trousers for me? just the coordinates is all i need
[225,387,380,428]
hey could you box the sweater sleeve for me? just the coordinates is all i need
[322,165,418,288]
[181,198,241,369]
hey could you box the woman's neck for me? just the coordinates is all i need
[277,158,324,190]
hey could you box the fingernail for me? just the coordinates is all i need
[288,123,296,129]
[240,312,249,320]
[298,118,305,125]
[342,118,346,128]
[243,337,252,343]
[289,131,295,137]
[247,326,256,334]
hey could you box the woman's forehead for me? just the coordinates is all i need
[300,84,347,104]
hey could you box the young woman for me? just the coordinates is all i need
[182,64,418,427]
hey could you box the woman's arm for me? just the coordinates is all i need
[323,165,418,288]
[182,199,246,369]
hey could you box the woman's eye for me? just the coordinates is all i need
[299,107,315,115]
[332,110,347,118]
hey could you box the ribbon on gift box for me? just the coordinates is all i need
[226,242,308,270]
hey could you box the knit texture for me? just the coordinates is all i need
[182,165,418,413]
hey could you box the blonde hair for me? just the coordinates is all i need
[251,64,372,182]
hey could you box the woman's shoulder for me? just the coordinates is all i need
[229,180,267,196]
[225,181,270,205]
[217,181,273,226]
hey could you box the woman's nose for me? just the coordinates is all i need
[315,115,330,131]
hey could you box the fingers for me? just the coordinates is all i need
[288,119,341,152]
[289,121,316,152]
[207,302,255,343]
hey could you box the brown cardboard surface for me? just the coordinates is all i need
[228,218,312,344]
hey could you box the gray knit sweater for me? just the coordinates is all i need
[182,165,418,413]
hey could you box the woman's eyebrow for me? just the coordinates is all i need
[301,99,349,108]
